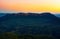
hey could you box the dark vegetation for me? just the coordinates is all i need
[0,12,60,39]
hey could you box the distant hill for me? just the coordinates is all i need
[0,13,6,17]
[55,14,60,17]
[0,12,60,39]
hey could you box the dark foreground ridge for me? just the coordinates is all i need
[0,12,60,39]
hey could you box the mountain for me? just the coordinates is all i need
[0,13,6,17]
[54,14,60,17]
[0,12,60,39]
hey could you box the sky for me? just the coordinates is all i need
[0,0,60,13]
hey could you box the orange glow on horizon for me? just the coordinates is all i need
[1,0,60,13]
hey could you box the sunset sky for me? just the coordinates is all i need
[0,0,60,13]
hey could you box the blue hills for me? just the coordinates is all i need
[55,14,60,17]
[0,12,60,39]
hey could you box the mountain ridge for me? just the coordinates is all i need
[0,12,60,39]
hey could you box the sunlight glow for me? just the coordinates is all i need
[0,0,60,13]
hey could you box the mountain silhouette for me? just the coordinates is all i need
[0,12,60,39]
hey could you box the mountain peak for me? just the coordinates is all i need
[0,12,58,19]
[6,12,53,16]
[40,12,53,15]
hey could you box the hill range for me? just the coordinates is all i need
[0,12,60,39]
